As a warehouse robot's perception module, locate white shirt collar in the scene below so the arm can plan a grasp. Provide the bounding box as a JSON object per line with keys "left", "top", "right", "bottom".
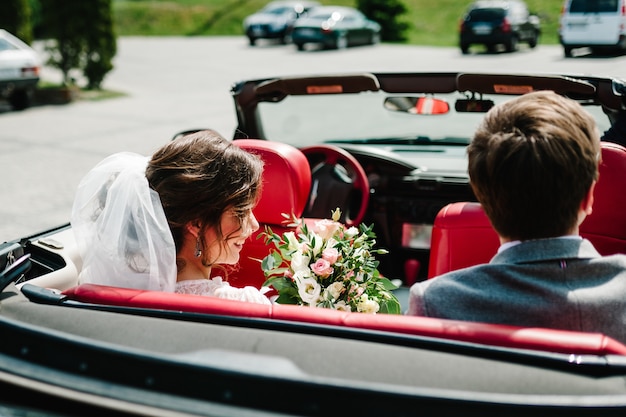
{"left": 497, "top": 235, "right": 582, "bottom": 254}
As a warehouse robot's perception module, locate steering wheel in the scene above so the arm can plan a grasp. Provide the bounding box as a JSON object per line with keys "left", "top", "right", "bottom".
{"left": 299, "top": 144, "right": 369, "bottom": 227}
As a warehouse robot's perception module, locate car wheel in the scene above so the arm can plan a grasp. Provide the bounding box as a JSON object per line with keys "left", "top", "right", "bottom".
{"left": 335, "top": 33, "right": 348, "bottom": 50}
{"left": 295, "top": 43, "right": 305, "bottom": 51}
{"left": 563, "top": 46, "right": 573, "bottom": 58}
{"left": 300, "top": 144, "right": 369, "bottom": 228}
{"left": 9, "top": 90, "right": 30, "bottom": 111}
{"left": 280, "top": 31, "right": 292, "bottom": 44}
{"left": 248, "top": 37, "right": 256, "bottom": 46}
{"left": 505, "top": 36, "right": 518, "bottom": 53}
{"left": 460, "top": 43, "right": 470, "bottom": 54}
{"left": 618, "top": 37, "right": 626, "bottom": 55}
{"left": 528, "top": 31, "right": 539, "bottom": 48}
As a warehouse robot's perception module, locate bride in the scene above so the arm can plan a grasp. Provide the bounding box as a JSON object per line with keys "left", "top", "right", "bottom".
{"left": 71, "top": 129, "right": 271, "bottom": 305}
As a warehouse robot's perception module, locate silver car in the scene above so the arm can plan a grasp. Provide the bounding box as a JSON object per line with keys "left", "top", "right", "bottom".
{"left": 243, "top": 0, "right": 319, "bottom": 46}
{"left": 0, "top": 29, "right": 40, "bottom": 110}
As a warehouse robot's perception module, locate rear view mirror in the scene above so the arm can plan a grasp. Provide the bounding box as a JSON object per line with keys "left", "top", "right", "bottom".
{"left": 384, "top": 96, "right": 450, "bottom": 115}
{"left": 455, "top": 99, "right": 494, "bottom": 112}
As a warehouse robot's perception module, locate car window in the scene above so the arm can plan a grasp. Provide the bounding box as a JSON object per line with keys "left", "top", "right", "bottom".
{"left": 310, "top": 11, "right": 343, "bottom": 21}
{"left": 569, "top": 0, "right": 619, "bottom": 13}
{"left": 265, "top": 6, "right": 292, "bottom": 15}
{"left": 467, "top": 8, "right": 506, "bottom": 21}
{"left": 0, "top": 38, "right": 17, "bottom": 52}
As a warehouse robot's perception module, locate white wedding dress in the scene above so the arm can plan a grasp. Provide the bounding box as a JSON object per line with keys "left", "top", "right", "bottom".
{"left": 175, "top": 277, "right": 271, "bottom": 305}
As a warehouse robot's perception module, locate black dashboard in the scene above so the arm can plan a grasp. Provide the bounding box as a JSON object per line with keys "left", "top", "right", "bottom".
{"left": 336, "top": 145, "right": 476, "bottom": 284}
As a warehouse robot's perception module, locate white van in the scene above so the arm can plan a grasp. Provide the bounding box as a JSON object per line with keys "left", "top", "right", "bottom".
{"left": 559, "top": 0, "right": 626, "bottom": 56}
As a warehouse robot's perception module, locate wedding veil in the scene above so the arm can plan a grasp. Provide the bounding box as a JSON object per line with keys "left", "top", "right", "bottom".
{"left": 71, "top": 152, "right": 177, "bottom": 292}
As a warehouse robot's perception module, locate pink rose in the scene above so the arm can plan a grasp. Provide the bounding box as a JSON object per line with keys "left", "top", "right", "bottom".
{"left": 310, "top": 259, "right": 333, "bottom": 277}
{"left": 314, "top": 219, "right": 342, "bottom": 240}
{"left": 321, "top": 248, "right": 339, "bottom": 264}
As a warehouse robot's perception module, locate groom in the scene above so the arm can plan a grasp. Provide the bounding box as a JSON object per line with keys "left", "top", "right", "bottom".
{"left": 406, "top": 90, "right": 626, "bottom": 345}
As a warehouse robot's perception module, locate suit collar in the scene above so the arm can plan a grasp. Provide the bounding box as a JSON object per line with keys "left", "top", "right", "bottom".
{"left": 492, "top": 238, "right": 601, "bottom": 265}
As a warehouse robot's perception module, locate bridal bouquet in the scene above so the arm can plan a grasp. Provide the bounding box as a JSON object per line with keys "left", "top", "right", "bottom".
{"left": 260, "top": 209, "right": 401, "bottom": 314}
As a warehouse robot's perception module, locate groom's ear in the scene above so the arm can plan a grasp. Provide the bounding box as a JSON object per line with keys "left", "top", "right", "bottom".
{"left": 581, "top": 180, "right": 596, "bottom": 216}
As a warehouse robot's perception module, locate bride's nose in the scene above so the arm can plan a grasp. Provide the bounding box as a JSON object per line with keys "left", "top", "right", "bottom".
{"left": 246, "top": 211, "right": 260, "bottom": 235}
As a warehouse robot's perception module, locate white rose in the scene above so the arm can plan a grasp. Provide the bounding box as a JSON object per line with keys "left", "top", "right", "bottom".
{"left": 357, "top": 294, "right": 380, "bottom": 314}
{"left": 344, "top": 226, "right": 359, "bottom": 238}
{"left": 290, "top": 250, "right": 311, "bottom": 273}
{"left": 334, "top": 300, "right": 352, "bottom": 312}
{"left": 325, "top": 281, "right": 344, "bottom": 300}
{"left": 296, "top": 276, "right": 321, "bottom": 306}
{"left": 326, "top": 237, "right": 339, "bottom": 250}
{"left": 292, "top": 269, "right": 312, "bottom": 281}
{"left": 284, "top": 231, "right": 299, "bottom": 251}
{"left": 310, "top": 232, "right": 325, "bottom": 256}
{"left": 313, "top": 219, "right": 343, "bottom": 240}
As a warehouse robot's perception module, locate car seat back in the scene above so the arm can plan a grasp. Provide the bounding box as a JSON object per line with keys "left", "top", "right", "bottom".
{"left": 579, "top": 141, "right": 626, "bottom": 255}
{"left": 427, "top": 201, "right": 499, "bottom": 278}
{"left": 229, "top": 139, "right": 312, "bottom": 288}
{"left": 428, "top": 141, "right": 626, "bottom": 278}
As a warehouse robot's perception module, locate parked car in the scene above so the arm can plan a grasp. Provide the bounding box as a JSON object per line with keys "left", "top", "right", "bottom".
{"left": 0, "top": 29, "right": 40, "bottom": 110}
{"left": 291, "top": 5, "right": 381, "bottom": 51}
{"left": 459, "top": 0, "right": 541, "bottom": 54}
{"left": 3, "top": 71, "right": 626, "bottom": 415}
{"left": 559, "top": 0, "right": 626, "bottom": 57}
{"left": 243, "top": 0, "right": 319, "bottom": 46}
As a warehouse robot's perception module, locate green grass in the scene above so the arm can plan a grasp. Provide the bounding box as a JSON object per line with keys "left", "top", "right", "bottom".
{"left": 36, "top": 80, "right": 127, "bottom": 101}
{"left": 112, "top": 0, "right": 564, "bottom": 45}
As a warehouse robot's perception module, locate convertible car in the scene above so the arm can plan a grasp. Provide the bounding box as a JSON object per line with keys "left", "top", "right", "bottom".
{"left": 2, "top": 71, "right": 626, "bottom": 416}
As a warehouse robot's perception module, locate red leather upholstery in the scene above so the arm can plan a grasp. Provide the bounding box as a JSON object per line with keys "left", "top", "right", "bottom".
{"left": 579, "top": 141, "right": 626, "bottom": 255}
{"left": 428, "top": 142, "right": 626, "bottom": 278}
{"left": 63, "top": 283, "right": 626, "bottom": 356}
{"left": 229, "top": 139, "right": 312, "bottom": 288}
{"left": 427, "top": 202, "right": 499, "bottom": 278}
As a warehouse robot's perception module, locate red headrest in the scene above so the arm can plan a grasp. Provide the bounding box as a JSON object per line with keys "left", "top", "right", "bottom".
{"left": 233, "top": 139, "right": 311, "bottom": 225}
{"left": 580, "top": 141, "right": 626, "bottom": 255}
{"left": 427, "top": 201, "right": 499, "bottom": 278}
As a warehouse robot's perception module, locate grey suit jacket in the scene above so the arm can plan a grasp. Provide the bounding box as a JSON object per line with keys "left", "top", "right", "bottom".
{"left": 407, "top": 238, "right": 626, "bottom": 344}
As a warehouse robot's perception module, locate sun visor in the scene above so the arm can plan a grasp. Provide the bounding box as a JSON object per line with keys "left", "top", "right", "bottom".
{"left": 456, "top": 73, "right": 596, "bottom": 97}
{"left": 254, "top": 74, "right": 380, "bottom": 99}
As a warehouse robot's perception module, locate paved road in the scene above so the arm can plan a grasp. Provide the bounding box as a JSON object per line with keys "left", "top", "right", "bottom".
{"left": 1, "top": 36, "right": 624, "bottom": 242}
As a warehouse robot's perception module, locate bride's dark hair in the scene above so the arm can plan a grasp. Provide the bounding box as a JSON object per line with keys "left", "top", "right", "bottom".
{"left": 146, "top": 129, "right": 264, "bottom": 268}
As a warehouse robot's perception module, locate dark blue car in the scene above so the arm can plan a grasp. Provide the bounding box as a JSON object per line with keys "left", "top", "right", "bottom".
{"left": 459, "top": 0, "right": 541, "bottom": 54}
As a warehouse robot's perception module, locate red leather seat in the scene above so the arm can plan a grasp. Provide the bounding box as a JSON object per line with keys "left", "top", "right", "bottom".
{"left": 229, "top": 139, "right": 312, "bottom": 288}
{"left": 427, "top": 201, "right": 499, "bottom": 278}
{"left": 428, "top": 141, "right": 626, "bottom": 278}
{"left": 579, "top": 141, "right": 626, "bottom": 255}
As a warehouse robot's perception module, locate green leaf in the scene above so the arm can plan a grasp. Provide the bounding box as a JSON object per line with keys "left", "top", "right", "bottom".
{"left": 378, "top": 276, "right": 400, "bottom": 291}
{"left": 379, "top": 296, "right": 402, "bottom": 314}
{"left": 275, "top": 292, "right": 300, "bottom": 305}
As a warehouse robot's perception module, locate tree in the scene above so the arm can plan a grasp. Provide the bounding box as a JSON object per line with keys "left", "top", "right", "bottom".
{"left": 40, "top": 0, "right": 116, "bottom": 89}
{"left": 83, "top": 0, "right": 117, "bottom": 89}
{"left": 357, "top": 0, "right": 410, "bottom": 43}
{"left": 0, "top": 0, "right": 34, "bottom": 44}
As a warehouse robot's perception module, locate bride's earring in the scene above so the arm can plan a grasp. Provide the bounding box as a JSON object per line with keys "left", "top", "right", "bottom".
{"left": 195, "top": 238, "right": 202, "bottom": 258}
